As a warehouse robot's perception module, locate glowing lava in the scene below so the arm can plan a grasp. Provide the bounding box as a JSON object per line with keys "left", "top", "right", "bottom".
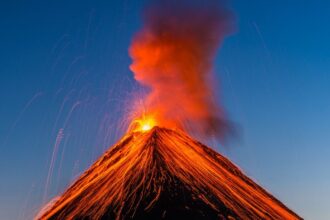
{"left": 130, "top": 115, "right": 156, "bottom": 132}
{"left": 37, "top": 127, "right": 302, "bottom": 220}
{"left": 141, "top": 124, "right": 152, "bottom": 131}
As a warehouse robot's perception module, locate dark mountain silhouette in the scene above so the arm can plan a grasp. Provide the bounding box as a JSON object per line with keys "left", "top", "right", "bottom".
{"left": 38, "top": 127, "right": 301, "bottom": 220}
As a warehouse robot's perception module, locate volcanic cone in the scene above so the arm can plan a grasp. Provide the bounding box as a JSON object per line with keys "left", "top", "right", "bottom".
{"left": 38, "top": 127, "right": 301, "bottom": 220}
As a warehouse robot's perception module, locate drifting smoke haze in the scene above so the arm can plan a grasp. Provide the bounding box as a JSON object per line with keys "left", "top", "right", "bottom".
{"left": 129, "top": 1, "right": 233, "bottom": 139}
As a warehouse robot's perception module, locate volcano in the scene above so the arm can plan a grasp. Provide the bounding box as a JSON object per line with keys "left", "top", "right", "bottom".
{"left": 38, "top": 127, "right": 301, "bottom": 220}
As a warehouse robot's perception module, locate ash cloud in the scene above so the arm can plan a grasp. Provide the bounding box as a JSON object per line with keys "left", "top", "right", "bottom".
{"left": 129, "top": 1, "right": 234, "bottom": 139}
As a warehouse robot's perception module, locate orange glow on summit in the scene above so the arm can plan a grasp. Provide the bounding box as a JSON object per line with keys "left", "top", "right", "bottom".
{"left": 141, "top": 123, "right": 152, "bottom": 131}
{"left": 133, "top": 115, "right": 156, "bottom": 132}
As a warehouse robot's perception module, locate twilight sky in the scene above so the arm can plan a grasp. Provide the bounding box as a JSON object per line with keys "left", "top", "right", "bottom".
{"left": 0, "top": 1, "right": 329, "bottom": 219}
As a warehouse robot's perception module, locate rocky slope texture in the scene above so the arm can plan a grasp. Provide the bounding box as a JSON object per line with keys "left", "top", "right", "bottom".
{"left": 38, "top": 127, "right": 301, "bottom": 220}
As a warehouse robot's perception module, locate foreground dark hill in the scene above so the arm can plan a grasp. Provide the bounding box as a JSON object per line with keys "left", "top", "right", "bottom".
{"left": 38, "top": 127, "right": 301, "bottom": 220}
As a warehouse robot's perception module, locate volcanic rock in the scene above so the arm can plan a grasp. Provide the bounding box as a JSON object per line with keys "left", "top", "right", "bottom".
{"left": 38, "top": 127, "right": 301, "bottom": 220}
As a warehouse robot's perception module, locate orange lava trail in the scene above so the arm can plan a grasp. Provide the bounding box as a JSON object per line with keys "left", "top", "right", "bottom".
{"left": 38, "top": 127, "right": 301, "bottom": 220}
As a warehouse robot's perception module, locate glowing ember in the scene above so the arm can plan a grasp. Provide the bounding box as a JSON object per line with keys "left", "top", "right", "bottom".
{"left": 130, "top": 115, "right": 156, "bottom": 132}
{"left": 141, "top": 124, "right": 152, "bottom": 131}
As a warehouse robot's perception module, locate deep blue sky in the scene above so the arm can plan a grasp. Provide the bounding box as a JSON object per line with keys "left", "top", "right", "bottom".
{"left": 1, "top": 1, "right": 329, "bottom": 219}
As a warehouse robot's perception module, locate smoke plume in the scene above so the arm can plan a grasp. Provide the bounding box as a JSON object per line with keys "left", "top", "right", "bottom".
{"left": 129, "top": 1, "right": 233, "bottom": 139}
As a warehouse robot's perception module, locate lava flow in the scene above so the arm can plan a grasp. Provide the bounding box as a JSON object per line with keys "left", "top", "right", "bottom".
{"left": 38, "top": 126, "right": 301, "bottom": 220}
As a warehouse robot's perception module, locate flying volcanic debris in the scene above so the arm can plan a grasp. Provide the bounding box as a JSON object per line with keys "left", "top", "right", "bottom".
{"left": 129, "top": 1, "right": 233, "bottom": 139}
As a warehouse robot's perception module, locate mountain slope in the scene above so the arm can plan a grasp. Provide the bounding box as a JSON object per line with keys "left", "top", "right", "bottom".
{"left": 38, "top": 127, "right": 301, "bottom": 220}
